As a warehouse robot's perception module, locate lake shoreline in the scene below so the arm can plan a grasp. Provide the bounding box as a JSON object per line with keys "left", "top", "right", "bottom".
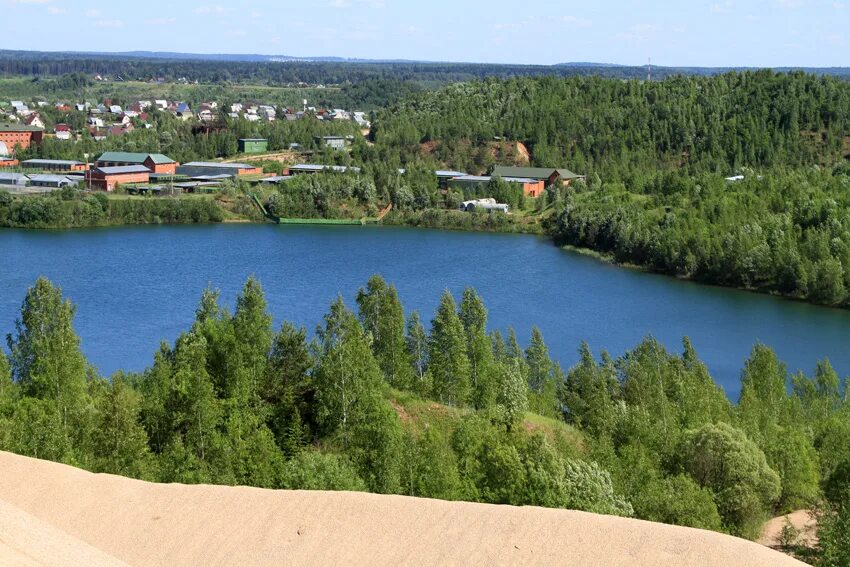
{"left": 2, "top": 209, "right": 843, "bottom": 312}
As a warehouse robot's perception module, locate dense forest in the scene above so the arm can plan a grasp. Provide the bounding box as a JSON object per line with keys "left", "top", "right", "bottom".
{"left": 363, "top": 71, "right": 850, "bottom": 306}
{"left": 0, "top": 50, "right": 787, "bottom": 85}
{"left": 0, "top": 277, "right": 848, "bottom": 564}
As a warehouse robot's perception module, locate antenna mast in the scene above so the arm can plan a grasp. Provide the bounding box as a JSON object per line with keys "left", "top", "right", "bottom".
{"left": 647, "top": 57, "right": 652, "bottom": 82}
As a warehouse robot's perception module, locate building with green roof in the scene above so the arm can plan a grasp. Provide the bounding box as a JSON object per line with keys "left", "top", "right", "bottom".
{"left": 490, "top": 166, "right": 585, "bottom": 187}
{"left": 95, "top": 151, "right": 177, "bottom": 174}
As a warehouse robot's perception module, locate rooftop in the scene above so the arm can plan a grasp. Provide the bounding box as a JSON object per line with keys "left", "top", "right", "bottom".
{"left": 290, "top": 164, "right": 361, "bottom": 173}
{"left": 491, "top": 166, "right": 583, "bottom": 180}
{"left": 181, "top": 162, "right": 257, "bottom": 170}
{"left": 21, "top": 159, "right": 84, "bottom": 166}
{"left": 96, "top": 152, "right": 175, "bottom": 165}
{"left": 0, "top": 123, "right": 43, "bottom": 133}
{"left": 94, "top": 165, "right": 152, "bottom": 175}
{"left": 27, "top": 174, "right": 75, "bottom": 183}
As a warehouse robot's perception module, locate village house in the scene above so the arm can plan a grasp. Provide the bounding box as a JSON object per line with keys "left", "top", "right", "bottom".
{"left": 85, "top": 165, "right": 151, "bottom": 191}
{"left": 53, "top": 124, "right": 72, "bottom": 140}
{"left": 490, "top": 166, "right": 586, "bottom": 188}
{"left": 24, "top": 114, "right": 44, "bottom": 129}
{"left": 95, "top": 151, "right": 177, "bottom": 174}
{"left": 317, "top": 135, "right": 346, "bottom": 150}
{"left": 175, "top": 102, "right": 192, "bottom": 120}
{"left": 107, "top": 124, "right": 134, "bottom": 137}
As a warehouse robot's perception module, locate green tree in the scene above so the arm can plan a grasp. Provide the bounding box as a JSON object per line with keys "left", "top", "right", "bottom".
{"left": 560, "top": 343, "right": 617, "bottom": 439}
{"left": 738, "top": 344, "right": 789, "bottom": 444}
{"left": 89, "top": 373, "right": 156, "bottom": 479}
{"left": 681, "top": 422, "right": 781, "bottom": 537}
{"left": 313, "top": 297, "right": 383, "bottom": 445}
{"left": 525, "top": 327, "right": 558, "bottom": 417}
{"left": 405, "top": 311, "right": 429, "bottom": 396}
{"left": 496, "top": 359, "right": 528, "bottom": 432}
{"left": 427, "top": 291, "right": 471, "bottom": 406}
{"left": 231, "top": 276, "right": 273, "bottom": 407}
{"left": 356, "top": 275, "right": 414, "bottom": 389}
{"left": 459, "top": 288, "right": 495, "bottom": 409}
{"left": 6, "top": 278, "right": 89, "bottom": 459}
{"left": 263, "top": 322, "right": 312, "bottom": 455}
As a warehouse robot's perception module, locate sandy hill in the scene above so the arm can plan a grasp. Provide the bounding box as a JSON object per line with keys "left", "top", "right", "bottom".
{"left": 0, "top": 451, "right": 803, "bottom": 567}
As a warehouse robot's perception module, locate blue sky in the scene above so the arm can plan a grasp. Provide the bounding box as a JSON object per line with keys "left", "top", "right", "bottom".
{"left": 2, "top": 0, "right": 848, "bottom": 67}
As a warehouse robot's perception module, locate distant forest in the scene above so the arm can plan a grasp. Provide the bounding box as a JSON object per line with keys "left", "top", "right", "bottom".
{"left": 2, "top": 50, "right": 849, "bottom": 86}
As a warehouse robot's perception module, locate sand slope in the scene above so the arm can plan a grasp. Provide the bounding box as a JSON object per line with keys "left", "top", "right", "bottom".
{"left": 0, "top": 451, "right": 804, "bottom": 567}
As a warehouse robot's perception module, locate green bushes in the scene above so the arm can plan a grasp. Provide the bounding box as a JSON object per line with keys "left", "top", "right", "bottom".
{"left": 0, "top": 192, "right": 224, "bottom": 228}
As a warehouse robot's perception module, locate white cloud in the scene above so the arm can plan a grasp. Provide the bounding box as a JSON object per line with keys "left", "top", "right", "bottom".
{"left": 8, "top": 0, "right": 51, "bottom": 4}
{"left": 86, "top": 8, "right": 100, "bottom": 16}
{"left": 47, "top": 5, "right": 66, "bottom": 14}
{"left": 777, "top": 0, "right": 804, "bottom": 6}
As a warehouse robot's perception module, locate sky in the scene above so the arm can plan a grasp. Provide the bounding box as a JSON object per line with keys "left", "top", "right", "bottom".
{"left": 1, "top": 0, "right": 848, "bottom": 67}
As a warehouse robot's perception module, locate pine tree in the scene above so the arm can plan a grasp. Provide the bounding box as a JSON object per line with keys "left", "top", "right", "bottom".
{"left": 231, "top": 277, "right": 273, "bottom": 407}
{"left": 428, "top": 291, "right": 471, "bottom": 406}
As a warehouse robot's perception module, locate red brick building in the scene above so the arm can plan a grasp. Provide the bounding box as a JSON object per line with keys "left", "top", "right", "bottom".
{"left": 0, "top": 124, "right": 44, "bottom": 152}
{"left": 85, "top": 165, "right": 151, "bottom": 191}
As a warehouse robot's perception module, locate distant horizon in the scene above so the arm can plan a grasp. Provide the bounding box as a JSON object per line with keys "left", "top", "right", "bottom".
{"left": 1, "top": 0, "right": 847, "bottom": 68}
{"left": 3, "top": 48, "right": 850, "bottom": 71}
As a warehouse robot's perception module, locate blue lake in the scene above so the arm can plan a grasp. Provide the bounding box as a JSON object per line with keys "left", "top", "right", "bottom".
{"left": 3, "top": 223, "right": 850, "bottom": 399}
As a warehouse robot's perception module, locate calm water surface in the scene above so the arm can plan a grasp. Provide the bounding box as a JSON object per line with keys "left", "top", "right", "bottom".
{"left": 3, "top": 224, "right": 850, "bottom": 398}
